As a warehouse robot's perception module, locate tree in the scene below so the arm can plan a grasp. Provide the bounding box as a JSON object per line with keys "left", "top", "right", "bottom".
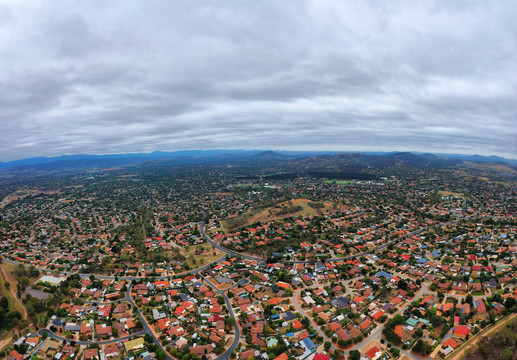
{"left": 301, "top": 317, "right": 310, "bottom": 327}
{"left": 0, "top": 297, "right": 7, "bottom": 309}
{"left": 413, "top": 339, "right": 431, "bottom": 355}
{"left": 156, "top": 349, "right": 167, "bottom": 360}
{"left": 391, "top": 314, "right": 405, "bottom": 325}
{"left": 397, "top": 280, "right": 408, "bottom": 290}
{"left": 324, "top": 341, "right": 331, "bottom": 351}
{"left": 144, "top": 333, "right": 154, "bottom": 344}
{"left": 349, "top": 350, "right": 360, "bottom": 360}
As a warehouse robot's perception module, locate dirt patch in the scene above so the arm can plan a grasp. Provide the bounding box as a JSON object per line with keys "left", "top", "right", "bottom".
{"left": 438, "top": 191, "right": 464, "bottom": 197}
{"left": 1, "top": 189, "right": 62, "bottom": 208}
{"left": 222, "top": 198, "right": 337, "bottom": 231}
{"left": 447, "top": 314, "right": 517, "bottom": 360}
{"left": 0, "top": 336, "right": 12, "bottom": 351}
{"left": 214, "top": 192, "right": 233, "bottom": 196}
{"left": 0, "top": 264, "right": 27, "bottom": 319}
{"left": 464, "top": 162, "right": 517, "bottom": 175}
{"left": 361, "top": 339, "right": 383, "bottom": 354}
{"left": 214, "top": 281, "right": 233, "bottom": 291}
{"left": 178, "top": 243, "right": 224, "bottom": 269}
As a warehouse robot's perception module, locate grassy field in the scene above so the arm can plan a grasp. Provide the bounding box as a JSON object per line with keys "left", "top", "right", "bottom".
{"left": 0, "top": 332, "right": 13, "bottom": 352}
{"left": 0, "top": 263, "right": 27, "bottom": 319}
{"left": 1, "top": 189, "right": 62, "bottom": 209}
{"left": 494, "top": 181, "right": 514, "bottom": 186}
{"left": 221, "top": 198, "right": 339, "bottom": 231}
{"left": 322, "top": 179, "right": 355, "bottom": 185}
{"left": 0, "top": 265, "right": 16, "bottom": 349}
{"left": 464, "top": 161, "right": 517, "bottom": 175}
{"left": 438, "top": 190, "right": 464, "bottom": 197}
{"left": 447, "top": 313, "right": 517, "bottom": 360}
{"left": 0, "top": 261, "right": 40, "bottom": 319}
{"left": 179, "top": 244, "right": 224, "bottom": 269}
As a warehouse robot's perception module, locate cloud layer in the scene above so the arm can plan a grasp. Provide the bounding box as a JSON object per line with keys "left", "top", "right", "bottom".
{"left": 1, "top": 1, "right": 516, "bottom": 160}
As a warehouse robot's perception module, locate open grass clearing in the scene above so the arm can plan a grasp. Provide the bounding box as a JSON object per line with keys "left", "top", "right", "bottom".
{"left": 1, "top": 189, "right": 63, "bottom": 209}
{"left": 178, "top": 243, "right": 224, "bottom": 268}
{"left": 0, "top": 333, "right": 13, "bottom": 351}
{"left": 464, "top": 161, "right": 517, "bottom": 175}
{"left": 221, "top": 198, "right": 339, "bottom": 231}
{"left": 494, "top": 181, "right": 514, "bottom": 186}
{"left": 322, "top": 179, "right": 356, "bottom": 185}
{"left": 438, "top": 190, "right": 464, "bottom": 197}
{"left": 446, "top": 313, "right": 517, "bottom": 360}
{"left": 0, "top": 263, "right": 27, "bottom": 319}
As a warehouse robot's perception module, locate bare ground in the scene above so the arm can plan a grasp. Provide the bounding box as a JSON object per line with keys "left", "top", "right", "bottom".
{"left": 0, "top": 264, "right": 28, "bottom": 319}
{"left": 447, "top": 313, "right": 517, "bottom": 360}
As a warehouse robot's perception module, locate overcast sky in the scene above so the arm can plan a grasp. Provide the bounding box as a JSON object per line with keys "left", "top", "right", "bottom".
{"left": 0, "top": 1, "right": 516, "bottom": 161}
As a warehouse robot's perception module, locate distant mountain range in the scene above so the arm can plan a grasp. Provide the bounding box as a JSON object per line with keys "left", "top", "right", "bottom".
{"left": 252, "top": 150, "right": 294, "bottom": 160}
{"left": 0, "top": 150, "right": 515, "bottom": 174}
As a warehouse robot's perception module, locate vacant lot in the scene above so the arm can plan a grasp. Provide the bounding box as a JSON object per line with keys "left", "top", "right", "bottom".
{"left": 179, "top": 244, "right": 224, "bottom": 269}
{"left": 0, "top": 263, "right": 27, "bottom": 319}
{"left": 322, "top": 179, "right": 355, "bottom": 185}
{"left": 447, "top": 314, "right": 517, "bottom": 360}
{"left": 221, "top": 198, "right": 337, "bottom": 231}
{"left": 438, "top": 190, "right": 464, "bottom": 197}
{"left": 0, "top": 189, "right": 62, "bottom": 209}
{"left": 464, "top": 161, "right": 517, "bottom": 175}
{"left": 0, "top": 333, "right": 13, "bottom": 352}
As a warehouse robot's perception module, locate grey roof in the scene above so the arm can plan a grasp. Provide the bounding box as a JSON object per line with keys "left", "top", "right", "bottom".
{"left": 64, "top": 324, "right": 80, "bottom": 332}
{"left": 282, "top": 311, "right": 296, "bottom": 321}
{"left": 216, "top": 276, "right": 231, "bottom": 284}
{"left": 331, "top": 296, "right": 351, "bottom": 308}
{"left": 152, "top": 308, "right": 166, "bottom": 320}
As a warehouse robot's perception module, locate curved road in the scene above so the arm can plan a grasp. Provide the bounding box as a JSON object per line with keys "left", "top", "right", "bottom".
{"left": 200, "top": 195, "right": 483, "bottom": 265}
{"left": 2, "top": 197, "right": 484, "bottom": 360}
{"left": 1, "top": 197, "right": 483, "bottom": 282}
{"left": 38, "top": 280, "right": 173, "bottom": 360}
{"left": 195, "top": 270, "right": 240, "bottom": 360}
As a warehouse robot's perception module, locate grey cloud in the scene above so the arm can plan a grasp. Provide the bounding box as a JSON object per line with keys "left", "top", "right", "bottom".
{"left": 0, "top": 0, "right": 516, "bottom": 160}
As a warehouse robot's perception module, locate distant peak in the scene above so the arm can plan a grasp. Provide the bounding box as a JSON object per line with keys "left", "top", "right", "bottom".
{"left": 253, "top": 150, "right": 289, "bottom": 159}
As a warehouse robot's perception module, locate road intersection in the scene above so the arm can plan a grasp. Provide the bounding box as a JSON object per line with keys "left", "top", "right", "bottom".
{"left": 2, "top": 197, "right": 485, "bottom": 360}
